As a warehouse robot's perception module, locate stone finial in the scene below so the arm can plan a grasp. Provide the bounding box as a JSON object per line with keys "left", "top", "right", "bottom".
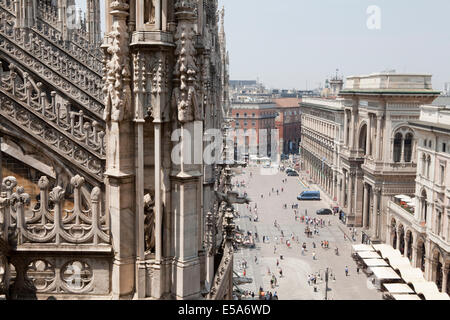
{"left": 70, "top": 175, "right": 85, "bottom": 188}
{"left": 90, "top": 187, "right": 101, "bottom": 202}
{"left": 49, "top": 186, "right": 65, "bottom": 203}
{"left": 2, "top": 176, "right": 17, "bottom": 192}
{"left": 11, "top": 186, "right": 30, "bottom": 205}
{"left": 38, "top": 176, "right": 50, "bottom": 190}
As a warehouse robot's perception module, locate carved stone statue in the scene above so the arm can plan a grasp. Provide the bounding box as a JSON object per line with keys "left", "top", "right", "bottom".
{"left": 144, "top": 0, "right": 156, "bottom": 24}
{"left": 144, "top": 193, "right": 155, "bottom": 253}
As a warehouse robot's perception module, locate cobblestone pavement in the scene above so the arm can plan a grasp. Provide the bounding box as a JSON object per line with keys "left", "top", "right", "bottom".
{"left": 233, "top": 166, "right": 382, "bottom": 300}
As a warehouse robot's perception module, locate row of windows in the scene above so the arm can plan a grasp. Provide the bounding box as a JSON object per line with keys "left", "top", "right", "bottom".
{"left": 423, "top": 139, "right": 450, "bottom": 154}
{"left": 236, "top": 122, "right": 257, "bottom": 127}
{"left": 235, "top": 112, "right": 278, "bottom": 118}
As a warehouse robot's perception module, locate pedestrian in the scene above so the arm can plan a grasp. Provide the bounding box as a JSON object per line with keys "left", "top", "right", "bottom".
{"left": 312, "top": 251, "right": 316, "bottom": 260}
{"left": 243, "top": 269, "right": 246, "bottom": 277}
{"left": 274, "top": 246, "right": 277, "bottom": 254}
{"left": 345, "top": 266, "right": 349, "bottom": 277}
{"left": 279, "top": 269, "right": 283, "bottom": 278}
{"left": 255, "top": 256, "right": 258, "bottom": 264}
{"left": 357, "top": 267, "right": 360, "bottom": 274}
{"left": 276, "top": 259, "right": 279, "bottom": 267}
{"left": 307, "top": 275, "right": 311, "bottom": 286}
{"left": 251, "top": 292, "right": 255, "bottom": 299}
{"left": 301, "top": 247, "right": 305, "bottom": 256}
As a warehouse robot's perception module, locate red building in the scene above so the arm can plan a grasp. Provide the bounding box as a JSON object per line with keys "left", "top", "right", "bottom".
{"left": 229, "top": 101, "right": 278, "bottom": 159}
{"left": 273, "top": 98, "right": 302, "bottom": 155}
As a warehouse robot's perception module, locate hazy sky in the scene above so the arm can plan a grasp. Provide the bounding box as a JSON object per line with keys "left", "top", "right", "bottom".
{"left": 74, "top": 0, "right": 450, "bottom": 91}
{"left": 218, "top": 0, "right": 450, "bottom": 91}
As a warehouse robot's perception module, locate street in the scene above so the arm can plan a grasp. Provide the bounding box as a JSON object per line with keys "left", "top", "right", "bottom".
{"left": 233, "top": 165, "right": 383, "bottom": 300}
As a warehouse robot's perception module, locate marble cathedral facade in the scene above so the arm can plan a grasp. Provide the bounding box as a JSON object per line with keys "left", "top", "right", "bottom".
{"left": 0, "top": 0, "right": 235, "bottom": 300}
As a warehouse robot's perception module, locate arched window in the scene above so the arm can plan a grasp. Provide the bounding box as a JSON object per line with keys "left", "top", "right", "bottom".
{"left": 427, "top": 156, "right": 431, "bottom": 179}
{"left": 393, "top": 133, "right": 403, "bottom": 163}
{"left": 404, "top": 133, "right": 413, "bottom": 162}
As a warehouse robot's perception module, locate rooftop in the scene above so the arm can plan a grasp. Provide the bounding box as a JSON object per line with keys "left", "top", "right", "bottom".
{"left": 341, "top": 72, "right": 439, "bottom": 95}
{"left": 273, "top": 98, "right": 301, "bottom": 108}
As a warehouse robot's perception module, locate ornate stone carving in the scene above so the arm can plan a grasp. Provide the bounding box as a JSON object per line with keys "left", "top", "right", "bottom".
{"left": 173, "top": 1, "right": 201, "bottom": 123}
{"left": 103, "top": 1, "right": 131, "bottom": 123}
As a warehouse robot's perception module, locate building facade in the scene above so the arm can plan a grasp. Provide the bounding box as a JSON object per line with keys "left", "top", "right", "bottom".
{"left": 273, "top": 98, "right": 301, "bottom": 155}
{"left": 386, "top": 104, "right": 450, "bottom": 294}
{"left": 0, "top": 0, "right": 236, "bottom": 300}
{"left": 300, "top": 97, "right": 344, "bottom": 202}
{"left": 229, "top": 101, "right": 277, "bottom": 159}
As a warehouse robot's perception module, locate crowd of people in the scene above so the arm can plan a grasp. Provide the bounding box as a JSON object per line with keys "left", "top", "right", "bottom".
{"left": 233, "top": 164, "right": 363, "bottom": 300}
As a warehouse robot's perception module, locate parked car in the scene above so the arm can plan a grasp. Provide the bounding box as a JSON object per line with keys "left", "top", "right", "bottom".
{"left": 297, "top": 191, "right": 321, "bottom": 201}
{"left": 316, "top": 208, "right": 333, "bottom": 215}
{"left": 285, "top": 168, "right": 295, "bottom": 174}
{"left": 287, "top": 171, "right": 299, "bottom": 176}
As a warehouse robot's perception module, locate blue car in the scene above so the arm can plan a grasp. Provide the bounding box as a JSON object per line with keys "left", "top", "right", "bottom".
{"left": 297, "top": 191, "right": 320, "bottom": 201}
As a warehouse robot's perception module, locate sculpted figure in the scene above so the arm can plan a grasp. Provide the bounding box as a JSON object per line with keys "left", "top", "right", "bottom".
{"left": 144, "top": 0, "right": 156, "bottom": 24}
{"left": 144, "top": 193, "right": 155, "bottom": 253}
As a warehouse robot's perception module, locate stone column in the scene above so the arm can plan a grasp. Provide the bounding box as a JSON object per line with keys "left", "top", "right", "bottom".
{"left": 442, "top": 267, "right": 449, "bottom": 293}
{"left": 375, "top": 115, "right": 382, "bottom": 161}
{"left": 363, "top": 183, "right": 369, "bottom": 229}
{"left": 349, "top": 110, "right": 356, "bottom": 150}
{"left": 171, "top": 2, "right": 202, "bottom": 299}
{"left": 132, "top": 52, "right": 146, "bottom": 299}
{"left": 366, "top": 115, "right": 372, "bottom": 157}
{"left": 404, "top": 234, "right": 409, "bottom": 258}
{"left": 344, "top": 110, "right": 349, "bottom": 146}
{"left": 374, "top": 188, "right": 381, "bottom": 239}
{"left": 400, "top": 137, "right": 405, "bottom": 163}
{"left": 103, "top": 1, "right": 136, "bottom": 299}
{"left": 155, "top": 0, "right": 162, "bottom": 30}
{"left": 348, "top": 172, "right": 354, "bottom": 216}
{"left": 411, "top": 244, "right": 418, "bottom": 268}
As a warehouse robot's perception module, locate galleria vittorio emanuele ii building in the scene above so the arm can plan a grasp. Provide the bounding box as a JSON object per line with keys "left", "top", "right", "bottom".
{"left": 0, "top": 0, "right": 238, "bottom": 300}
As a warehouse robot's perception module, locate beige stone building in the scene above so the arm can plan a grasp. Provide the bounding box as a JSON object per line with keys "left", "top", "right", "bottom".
{"left": 300, "top": 97, "right": 345, "bottom": 203}
{"left": 386, "top": 103, "right": 450, "bottom": 294}
{"left": 338, "top": 73, "right": 439, "bottom": 241}
{"left": 0, "top": 0, "right": 236, "bottom": 300}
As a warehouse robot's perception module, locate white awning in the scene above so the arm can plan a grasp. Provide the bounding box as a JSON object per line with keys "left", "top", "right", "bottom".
{"left": 363, "top": 259, "right": 389, "bottom": 267}
{"left": 391, "top": 294, "right": 422, "bottom": 301}
{"left": 421, "top": 292, "right": 450, "bottom": 300}
{"left": 386, "top": 256, "right": 412, "bottom": 270}
{"left": 370, "top": 267, "right": 402, "bottom": 280}
{"left": 373, "top": 244, "right": 402, "bottom": 259}
{"left": 357, "top": 251, "right": 381, "bottom": 259}
{"left": 400, "top": 268, "right": 426, "bottom": 284}
{"left": 383, "top": 283, "right": 415, "bottom": 294}
{"left": 352, "top": 244, "right": 375, "bottom": 252}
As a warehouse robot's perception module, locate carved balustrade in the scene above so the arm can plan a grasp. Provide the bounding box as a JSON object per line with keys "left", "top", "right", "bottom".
{"left": 0, "top": 63, "right": 106, "bottom": 158}
{"left": 0, "top": 7, "right": 104, "bottom": 113}
{"left": 1, "top": 175, "right": 110, "bottom": 246}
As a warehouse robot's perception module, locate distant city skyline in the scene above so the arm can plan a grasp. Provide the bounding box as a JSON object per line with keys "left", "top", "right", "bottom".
{"left": 219, "top": 0, "right": 450, "bottom": 92}
{"left": 76, "top": 0, "right": 450, "bottom": 92}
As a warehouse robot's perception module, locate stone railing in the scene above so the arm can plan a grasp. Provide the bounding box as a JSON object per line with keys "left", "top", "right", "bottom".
{"left": 0, "top": 0, "right": 103, "bottom": 66}
{"left": 33, "top": 19, "right": 104, "bottom": 74}
{"left": 208, "top": 241, "right": 233, "bottom": 300}
{"left": 0, "top": 7, "right": 104, "bottom": 97}
{"left": 1, "top": 175, "right": 110, "bottom": 246}
{"left": 0, "top": 26, "right": 104, "bottom": 117}
{"left": 0, "top": 65, "right": 105, "bottom": 181}
{"left": 0, "top": 64, "right": 106, "bottom": 157}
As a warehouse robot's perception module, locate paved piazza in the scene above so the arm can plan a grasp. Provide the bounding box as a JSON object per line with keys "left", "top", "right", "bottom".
{"left": 233, "top": 166, "right": 383, "bottom": 300}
